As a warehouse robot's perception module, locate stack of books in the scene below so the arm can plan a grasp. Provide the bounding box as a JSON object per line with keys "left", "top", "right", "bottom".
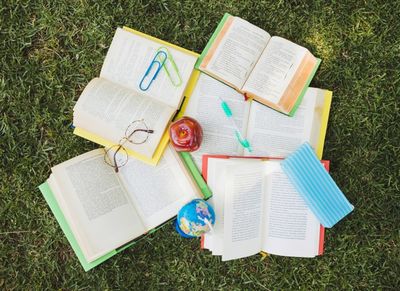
{"left": 39, "top": 13, "right": 353, "bottom": 271}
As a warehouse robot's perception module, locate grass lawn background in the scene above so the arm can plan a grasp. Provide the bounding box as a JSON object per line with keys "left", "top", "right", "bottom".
{"left": 1, "top": 0, "right": 399, "bottom": 289}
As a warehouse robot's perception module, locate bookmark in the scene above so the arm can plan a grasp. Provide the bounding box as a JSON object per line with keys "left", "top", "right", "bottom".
{"left": 139, "top": 50, "right": 168, "bottom": 91}
{"left": 156, "top": 47, "right": 182, "bottom": 87}
{"left": 281, "top": 142, "right": 354, "bottom": 228}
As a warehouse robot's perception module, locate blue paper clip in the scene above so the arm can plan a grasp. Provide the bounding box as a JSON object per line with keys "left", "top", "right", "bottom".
{"left": 139, "top": 50, "right": 168, "bottom": 91}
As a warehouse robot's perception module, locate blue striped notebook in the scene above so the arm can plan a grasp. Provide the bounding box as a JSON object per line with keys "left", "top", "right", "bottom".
{"left": 281, "top": 143, "right": 354, "bottom": 228}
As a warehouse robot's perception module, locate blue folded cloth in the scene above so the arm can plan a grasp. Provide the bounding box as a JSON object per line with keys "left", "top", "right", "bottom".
{"left": 281, "top": 142, "right": 354, "bottom": 228}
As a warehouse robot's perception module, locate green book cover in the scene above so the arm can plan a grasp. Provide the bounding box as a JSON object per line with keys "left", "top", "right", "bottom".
{"left": 288, "top": 58, "right": 322, "bottom": 116}
{"left": 38, "top": 151, "right": 211, "bottom": 271}
{"left": 195, "top": 13, "right": 321, "bottom": 117}
{"left": 252, "top": 58, "right": 322, "bottom": 117}
{"left": 195, "top": 13, "right": 231, "bottom": 69}
{"left": 39, "top": 182, "right": 117, "bottom": 271}
{"left": 179, "top": 152, "right": 212, "bottom": 199}
{"left": 39, "top": 179, "right": 198, "bottom": 271}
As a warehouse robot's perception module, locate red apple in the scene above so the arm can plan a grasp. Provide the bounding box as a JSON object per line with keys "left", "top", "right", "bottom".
{"left": 169, "top": 116, "right": 203, "bottom": 152}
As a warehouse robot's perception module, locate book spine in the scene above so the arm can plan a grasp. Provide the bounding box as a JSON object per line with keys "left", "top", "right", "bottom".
{"left": 315, "top": 90, "right": 333, "bottom": 159}
{"left": 179, "top": 152, "right": 212, "bottom": 199}
{"left": 318, "top": 225, "right": 325, "bottom": 255}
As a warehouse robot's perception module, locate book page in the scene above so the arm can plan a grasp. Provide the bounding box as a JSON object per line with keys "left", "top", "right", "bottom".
{"left": 74, "top": 78, "right": 174, "bottom": 158}
{"left": 245, "top": 88, "right": 318, "bottom": 157}
{"left": 261, "top": 162, "right": 320, "bottom": 257}
{"left": 184, "top": 73, "right": 251, "bottom": 169}
{"left": 100, "top": 28, "right": 197, "bottom": 108}
{"left": 116, "top": 145, "right": 199, "bottom": 230}
{"left": 203, "top": 158, "right": 263, "bottom": 255}
{"left": 203, "top": 16, "right": 271, "bottom": 89}
{"left": 222, "top": 162, "right": 266, "bottom": 261}
{"left": 202, "top": 158, "right": 229, "bottom": 255}
{"left": 242, "top": 37, "right": 307, "bottom": 104}
{"left": 50, "top": 149, "right": 146, "bottom": 262}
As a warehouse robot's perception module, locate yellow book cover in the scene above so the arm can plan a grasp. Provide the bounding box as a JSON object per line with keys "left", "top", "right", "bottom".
{"left": 315, "top": 90, "right": 333, "bottom": 159}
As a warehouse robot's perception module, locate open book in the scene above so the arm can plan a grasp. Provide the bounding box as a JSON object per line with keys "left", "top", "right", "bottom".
{"left": 202, "top": 155, "right": 325, "bottom": 260}
{"left": 40, "top": 145, "right": 203, "bottom": 269}
{"left": 184, "top": 73, "right": 332, "bottom": 170}
{"left": 73, "top": 27, "right": 198, "bottom": 165}
{"left": 196, "top": 13, "right": 321, "bottom": 115}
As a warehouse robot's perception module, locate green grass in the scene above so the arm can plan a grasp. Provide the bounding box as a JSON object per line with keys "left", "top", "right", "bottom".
{"left": 1, "top": 0, "right": 399, "bottom": 289}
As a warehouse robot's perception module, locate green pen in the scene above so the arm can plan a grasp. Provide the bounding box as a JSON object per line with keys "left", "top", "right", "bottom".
{"left": 218, "top": 96, "right": 253, "bottom": 152}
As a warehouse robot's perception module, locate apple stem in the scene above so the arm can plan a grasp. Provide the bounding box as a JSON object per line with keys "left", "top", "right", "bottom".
{"left": 179, "top": 130, "right": 187, "bottom": 138}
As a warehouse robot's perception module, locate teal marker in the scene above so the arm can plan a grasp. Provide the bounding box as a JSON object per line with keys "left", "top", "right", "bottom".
{"left": 218, "top": 97, "right": 253, "bottom": 153}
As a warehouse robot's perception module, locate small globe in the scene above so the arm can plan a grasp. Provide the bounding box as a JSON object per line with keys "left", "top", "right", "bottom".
{"left": 175, "top": 199, "right": 216, "bottom": 238}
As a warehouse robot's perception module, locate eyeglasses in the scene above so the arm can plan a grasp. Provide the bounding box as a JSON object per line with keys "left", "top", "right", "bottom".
{"left": 104, "top": 119, "right": 154, "bottom": 173}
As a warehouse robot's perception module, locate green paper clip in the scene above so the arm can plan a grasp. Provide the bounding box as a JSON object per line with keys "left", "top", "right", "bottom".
{"left": 156, "top": 47, "right": 183, "bottom": 87}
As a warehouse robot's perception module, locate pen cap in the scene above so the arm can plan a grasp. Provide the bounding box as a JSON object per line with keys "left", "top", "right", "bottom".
{"left": 220, "top": 101, "right": 233, "bottom": 117}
